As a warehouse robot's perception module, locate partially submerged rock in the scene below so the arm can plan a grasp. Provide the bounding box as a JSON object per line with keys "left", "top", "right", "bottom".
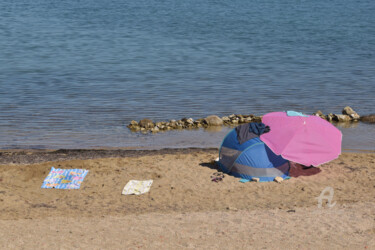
{"left": 333, "top": 114, "right": 351, "bottom": 122}
{"left": 139, "top": 119, "right": 154, "bottom": 129}
{"left": 342, "top": 106, "right": 360, "bottom": 120}
{"left": 326, "top": 113, "right": 334, "bottom": 122}
{"left": 204, "top": 115, "right": 223, "bottom": 126}
{"left": 150, "top": 126, "right": 160, "bottom": 133}
{"left": 342, "top": 106, "right": 356, "bottom": 116}
{"left": 313, "top": 110, "right": 325, "bottom": 119}
{"left": 127, "top": 120, "right": 141, "bottom": 131}
{"left": 313, "top": 110, "right": 324, "bottom": 116}
{"left": 360, "top": 114, "right": 375, "bottom": 123}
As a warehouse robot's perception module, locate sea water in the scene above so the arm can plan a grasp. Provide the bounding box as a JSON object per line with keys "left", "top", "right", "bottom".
{"left": 0, "top": 0, "right": 374, "bottom": 150}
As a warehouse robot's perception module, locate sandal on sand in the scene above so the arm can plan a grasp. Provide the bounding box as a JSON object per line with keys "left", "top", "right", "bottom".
{"left": 211, "top": 172, "right": 224, "bottom": 182}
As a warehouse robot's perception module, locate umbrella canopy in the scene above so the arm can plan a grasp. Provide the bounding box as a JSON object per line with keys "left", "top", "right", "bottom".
{"left": 260, "top": 111, "right": 342, "bottom": 166}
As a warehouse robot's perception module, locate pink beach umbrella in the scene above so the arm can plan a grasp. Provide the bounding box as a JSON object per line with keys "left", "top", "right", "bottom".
{"left": 260, "top": 111, "right": 342, "bottom": 166}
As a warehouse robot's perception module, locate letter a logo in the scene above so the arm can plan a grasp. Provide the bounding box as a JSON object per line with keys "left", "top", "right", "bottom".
{"left": 316, "top": 187, "right": 336, "bottom": 208}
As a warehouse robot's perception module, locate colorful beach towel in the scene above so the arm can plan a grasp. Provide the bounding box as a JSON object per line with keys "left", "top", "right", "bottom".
{"left": 41, "top": 167, "right": 89, "bottom": 189}
{"left": 122, "top": 180, "right": 153, "bottom": 195}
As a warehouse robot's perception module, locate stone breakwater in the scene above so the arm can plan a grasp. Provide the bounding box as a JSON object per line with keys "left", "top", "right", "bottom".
{"left": 127, "top": 106, "right": 375, "bottom": 133}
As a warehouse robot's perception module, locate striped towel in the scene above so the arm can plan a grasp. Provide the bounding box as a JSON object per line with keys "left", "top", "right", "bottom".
{"left": 41, "top": 167, "right": 89, "bottom": 189}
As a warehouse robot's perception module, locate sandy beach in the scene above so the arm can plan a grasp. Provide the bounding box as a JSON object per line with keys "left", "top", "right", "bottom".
{"left": 0, "top": 149, "right": 374, "bottom": 249}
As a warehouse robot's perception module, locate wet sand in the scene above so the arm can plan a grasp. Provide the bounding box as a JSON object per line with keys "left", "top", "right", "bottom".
{"left": 0, "top": 149, "right": 374, "bottom": 249}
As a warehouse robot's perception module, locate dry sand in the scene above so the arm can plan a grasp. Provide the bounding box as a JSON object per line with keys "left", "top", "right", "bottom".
{"left": 0, "top": 149, "right": 374, "bottom": 249}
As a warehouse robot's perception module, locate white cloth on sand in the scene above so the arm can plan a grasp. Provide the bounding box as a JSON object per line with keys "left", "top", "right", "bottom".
{"left": 122, "top": 180, "right": 153, "bottom": 195}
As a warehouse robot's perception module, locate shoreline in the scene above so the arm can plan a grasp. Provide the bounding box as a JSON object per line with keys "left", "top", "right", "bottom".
{"left": 1, "top": 120, "right": 374, "bottom": 151}
{"left": 1, "top": 147, "right": 375, "bottom": 165}
{"left": 0, "top": 147, "right": 218, "bottom": 165}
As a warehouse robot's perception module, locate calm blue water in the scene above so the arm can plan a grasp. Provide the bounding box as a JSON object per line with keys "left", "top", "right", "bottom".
{"left": 1, "top": 0, "right": 374, "bottom": 149}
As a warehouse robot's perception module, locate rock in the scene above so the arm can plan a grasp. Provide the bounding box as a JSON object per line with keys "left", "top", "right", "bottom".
{"left": 141, "top": 131, "right": 148, "bottom": 134}
{"left": 342, "top": 106, "right": 356, "bottom": 116}
{"left": 181, "top": 118, "right": 194, "bottom": 125}
{"left": 342, "top": 106, "right": 360, "bottom": 120}
{"left": 333, "top": 114, "right": 351, "bottom": 122}
{"left": 251, "top": 177, "right": 260, "bottom": 182}
{"left": 130, "top": 126, "right": 140, "bottom": 131}
{"left": 186, "top": 118, "right": 194, "bottom": 124}
{"left": 139, "top": 119, "right": 154, "bottom": 129}
{"left": 244, "top": 117, "right": 253, "bottom": 122}
{"left": 313, "top": 110, "right": 324, "bottom": 116}
{"left": 252, "top": 116, "right": 262, "bottom": 123}
{"left": 350, "top": 113, "right": 360, "bottom": 120}
{"left": 194, "top": 121, "right": 202, "bottom": 128}
{"left": 151, "top": 126, "right": 160, "bottom": 133}
{"left": 128, "top": 125, "right": 139, "bottom": 130}
{"left": 274, "top": 177, "right": 283, "bottom": 183}
{"left": 130, "top": 120, "right": 138, "bottom": 126}
{"left": 169, "top": 120, "right": 177, "bottom": 129}
{"left": 239, "top": 116, "right": 249, "bottom": 123}
{"left": 360, "top": 114, "right": 375, "bottom": 123}
{"left": 313, "top": 111, "right": 326, "bottom": 120}
{"left": 222, "top": 116, "right": 230, "bottom": 122}
{"left": 326, "top": 113, "right": 334, "bottom": 122}
{"left": 204, "top": 115, "right": 223, "bottom": 126}
{"left": 127, "top": 120, "right": 139, "bottom": 129}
